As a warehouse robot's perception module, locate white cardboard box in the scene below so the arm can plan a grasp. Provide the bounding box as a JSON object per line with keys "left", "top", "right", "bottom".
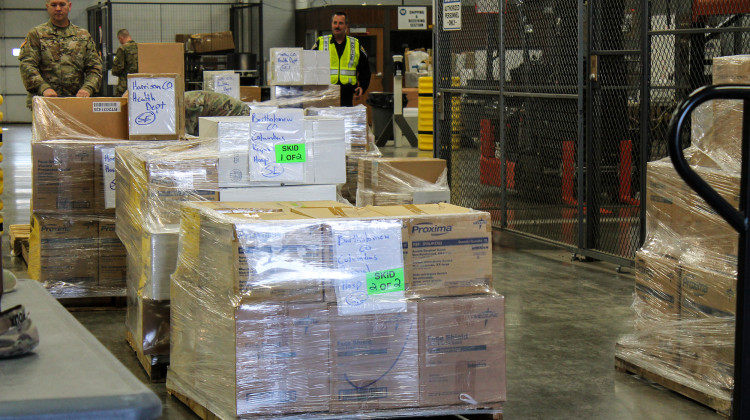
{"left": 217, "top": 184, "right": 338, "bottom": 202}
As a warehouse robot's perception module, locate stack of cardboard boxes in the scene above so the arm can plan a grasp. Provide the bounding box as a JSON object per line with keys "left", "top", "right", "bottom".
{"left": 167, "top": 201, "right": 506, "bottom": 418}
{"left": 616, "top": 55, "right": 748, "bottom": 399}
{"left": 28, "top": 97, "right": 134, "bottom": 298}
{"left": 116, "top": 106, "right": 348, "bottom": 358}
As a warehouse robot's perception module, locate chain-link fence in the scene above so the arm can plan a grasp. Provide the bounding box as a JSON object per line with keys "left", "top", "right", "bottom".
{"left": 435, "top": 0, "right": 749, "bottom": 264}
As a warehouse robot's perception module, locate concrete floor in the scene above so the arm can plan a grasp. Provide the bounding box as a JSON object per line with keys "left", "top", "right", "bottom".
{"left": 1, "top": 124, "right": 724, "bottom": 419}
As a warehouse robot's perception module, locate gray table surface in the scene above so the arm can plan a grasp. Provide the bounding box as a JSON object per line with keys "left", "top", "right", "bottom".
{"left": 0, "top": 279, "right": 162, "bottom": 419}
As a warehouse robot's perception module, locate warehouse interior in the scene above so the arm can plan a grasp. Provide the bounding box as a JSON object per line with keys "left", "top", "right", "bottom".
{"left": 0, "top": 0, "right": 748, "bottom": 419}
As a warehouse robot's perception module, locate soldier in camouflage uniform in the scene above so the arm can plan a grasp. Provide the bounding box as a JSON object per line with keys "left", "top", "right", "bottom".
{"left": 112, "top": 29, "right": 138, "bottom": 97}
{"left": 184, "top": 90, "right": 251, "bottom": 136}
{"left": 19, "top": 0, "right": 102, "bottom": 109}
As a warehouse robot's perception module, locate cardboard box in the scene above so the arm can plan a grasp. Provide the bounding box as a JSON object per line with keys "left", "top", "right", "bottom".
{"left": 235, "top": 302, "right": 330, "bottom": 415}
{"left": 127, "top": 73, "right": 185, "bottom": 140}
{"left": 240, "top": 86, "right": 262, "bottom": 103}
{"left": 645, "top": 160, "right": 692, "bottom": 237}
{"left": 190, "top": 31, "right": 235, "bottom": 54}
{"left": 32, "top": 97, "right": 129, "bottom": 141}
{"left": 419, "top": 295, "right": 506, "bottom": 406}
{"left": 680, "top": 260, "right": 736, "bottom": 319}
{"left": 99, "top": 220, "right": 127, "bottom": 288}
{"left": 137, "top": 43, "right": 185, "bottom": 85}
{"left": 268, "top": 85, "right": 340, "bottom": 109}
{"left": 28, "top": 213, "right": 99, "bottom": 287}
{"left": 369, "top": 204, "right": 493, "bottom": 297}
{"left": 218, "top": 185, "right": 338, "bottom": 202}
{"left": 358, "top": 157, "right": 447, "bottom": 192}
{"left": 634, "top": 250, "right": 680, "bottom": 317}
{"left": 32, "top": 142, "right": 95, "bottom": 213}
{"left": 330, "top": 303, "right": 420, "bottom": 411}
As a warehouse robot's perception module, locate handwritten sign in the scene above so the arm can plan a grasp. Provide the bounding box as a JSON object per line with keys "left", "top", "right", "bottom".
{"left": 249, "top": 108, "right": 305, "bottom": 182}
{"left": 272, "top": 48, "right": 303, "bottom": 84}
{"left": 128, "top": 77, "right": 177, "bottom": 135}
{"left": 101, "top": 147, "right": 117, "bottom": 208}
{"left": 205, "top": 71, "right": 240, "bottom": 99}
{"left": 332, "top": 219, "right": 406, "bottom": 315}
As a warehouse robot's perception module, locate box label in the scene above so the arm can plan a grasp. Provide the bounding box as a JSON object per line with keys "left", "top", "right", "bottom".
{"left": 249, "top": 108, "right": 305, "bottom": 182}
{"left": 128, "top": 77, "right": 177, "bottom": 135}
{"left": 367, "top": 268, "right": 405, "bottom": 295}
{"left": 100, "top": 147, "right": 117, "bottom": 208}
{"left": 92, "top": 101, "right": 122, "bottom": 113}
{"left": 332, "top": 220, "right": 406, "bottom": 315}
{"left": 275, "top": 143, "right": 306, "bottom": 163}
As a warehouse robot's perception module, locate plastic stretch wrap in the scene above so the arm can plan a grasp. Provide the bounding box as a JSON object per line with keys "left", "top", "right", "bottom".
{"left": 257, "top": 85, "right": 340, "bottom": 109}
{"left": 167, "top": 201, "right": 504, "bottom": 418}
{"left": 269, "top": 49, "right": 329, "bottom": 85}
{"left": 340, "top": 136, "right": 382, "bottom": 204}
{"left": 29, "top": 98, "right": 139, "bottom": 298}
{"left": 356, "top": 158, "right": 450, "bottom": 207}
{"left": 617, "top": 57, "right": 743, "bottom": 400}
{"left": 307, "top": 105, "right": 368, "bottom": 151}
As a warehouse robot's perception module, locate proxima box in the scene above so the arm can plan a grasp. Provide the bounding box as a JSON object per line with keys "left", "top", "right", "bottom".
{"left": 235, "top": 302, "right": 330, "bottom": 415}
{"left": 330, "top": 302, "right": 419, "bottom": 412}
{"left": 32, "top": 97, "right": 129, "bottom": 141}
{"left": 419, "top": 294, "right": 506, "bottom": 406}
{"left": 369, "top": 204, "right": 493, "bottom": 297}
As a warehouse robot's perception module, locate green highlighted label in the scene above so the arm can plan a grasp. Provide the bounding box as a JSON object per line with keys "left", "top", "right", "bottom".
{"left": 366, "top": 268, "right": 405, "bottom": 295}
{"left": 275, "top": 143, "right": 306, "bottom": 163}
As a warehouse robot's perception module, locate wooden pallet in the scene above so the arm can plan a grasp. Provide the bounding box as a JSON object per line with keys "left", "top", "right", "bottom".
{"left": 126, "top": 330, "right": 169, "bottom": 382}
{"left": 167, "top": 383, "right": 503, "bottom": 420}
{"left": 57, "top": 295, "right": 128, "bottom": 311}
{"left": 9, "top": 224, "right": 30, "bottom": 257}
{"left": 615, "top": 354, "right": 731, "bottom": 417}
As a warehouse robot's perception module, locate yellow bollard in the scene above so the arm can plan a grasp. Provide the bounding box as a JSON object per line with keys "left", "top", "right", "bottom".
{"left": 417, "top": 77, "right": 434, "bottom": 151}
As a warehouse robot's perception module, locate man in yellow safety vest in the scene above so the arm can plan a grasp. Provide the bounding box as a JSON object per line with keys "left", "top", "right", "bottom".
{"left": 312, "top": 11, "right": 371, "bottom": 107}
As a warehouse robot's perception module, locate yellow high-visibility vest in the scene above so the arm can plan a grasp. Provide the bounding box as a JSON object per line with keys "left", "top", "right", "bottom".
{"left": 317, "top": 35, "right": 360, "bottom": 85}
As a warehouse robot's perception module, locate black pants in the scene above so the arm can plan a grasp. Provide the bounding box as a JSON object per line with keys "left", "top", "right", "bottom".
{"left": 340, "top": 83, "right": 356, "bottom": 107}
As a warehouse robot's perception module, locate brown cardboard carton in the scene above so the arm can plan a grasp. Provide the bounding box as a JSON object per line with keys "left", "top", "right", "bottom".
{"left": 634, "top": 250, "right": 680, "bottom": 318}
{"left": 358, "top": 158, "right": 447, "bottom": 191}
{"left": 369, "top": 204, "right": 493, "bottom": 297}
{"left": 708, "top": 56, "right": 750, "bottom": 166}
{"left": 680, "top": 259, "right": 736, "bottom": 319}
{"left": 712, "top": 55, "right": 750, "bottom": 84}
{"left": 32, "top": 97, "right": 129, "bottom": 141}
{"left": 645, "top": 160, "right": 692, "bottom": 237}
{"left": 330, "top": 303, "right": 419, "bottom": 411}
{"left": 137, "top": 43, "right": 185, "bottom": 83}
{"left": 127, "top": 73, "right": 186, "bottom": 140}
{"left": 235, "top": 302, "right": 330, "bottom": 415}
{"left": 419, "top": 295, "right": 506, "bottom": 406}
{"left": 32, "top": 142, "right": 95, "bottom": 213}
{"left": 98, "top": 220, "right": 127, "bottom": 288}
{"left": 190, "top": 31, "right": 235, "bottom": 53}
{"left": 240, "top": 86, "right": 262, "bottom": 103}
{"left": 28, "top": 213, "right": 99, "bottom": 287}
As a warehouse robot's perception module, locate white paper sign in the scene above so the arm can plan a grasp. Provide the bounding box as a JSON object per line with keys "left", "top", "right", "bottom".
{"left": 332, "top": 219, "right": 406, "bottom": 316}
{"left": 398, "top": 7, "right": 427, "bottom": 30}
{"left": 443, "top": 0, "right": 462, "bottom": 31}
{"left": 101, "top": 147, "right": 117, "bottom": 209}
{"left": 272, "top": 48, "right": 303, "bottom": 84}
{"left": 128, "top": 77, "right": 177, "bottom": 135}
{"left": 209, "top": 72, "right": 240, "bottom": 99}
{"left": 249, "top": 108, "right": 305, "bottom": 182}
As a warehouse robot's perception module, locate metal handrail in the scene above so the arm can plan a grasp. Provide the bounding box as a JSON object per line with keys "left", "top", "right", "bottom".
{"left": 667, "top": 84, "right": 750, "bottom": 419}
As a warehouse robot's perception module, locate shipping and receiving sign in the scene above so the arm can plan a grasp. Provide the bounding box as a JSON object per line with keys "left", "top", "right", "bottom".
{"left": 443, "top": 0, "right": 462, "bottom": 31}
{"left": 398, "top": 7, "right": 427, "bottom": 30}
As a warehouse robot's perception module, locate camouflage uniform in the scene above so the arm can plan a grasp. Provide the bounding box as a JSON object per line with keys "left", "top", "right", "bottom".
{"left": 19, "top": 20, "right": 102, "bottom": 109}
{"left": 112, "top": 40, "right": 138, "bottom": 97}
{"left": 184, "top": 90, "right": 250, "bottom": 136}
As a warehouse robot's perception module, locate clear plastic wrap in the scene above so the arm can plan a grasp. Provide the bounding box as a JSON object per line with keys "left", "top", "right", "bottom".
{"left": 167, "top": 201, "right": 504, "bottom": 418}
{"left": 29, "top": 97, "right": 143, "bottom": 298}
{"left": 269, "top": 48, "right": 329, "bottom": 85}
{"left": 356, "top": 157, "right": 450, "bottom": 207}
{"left": 307, "top": 105, "right": 368, "bottom": 151}
{"left": 617, "top": 64, "right": 741, "bottom": 401}
{"left": 258, "top": 85, "right": 341, "bottom": 109}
